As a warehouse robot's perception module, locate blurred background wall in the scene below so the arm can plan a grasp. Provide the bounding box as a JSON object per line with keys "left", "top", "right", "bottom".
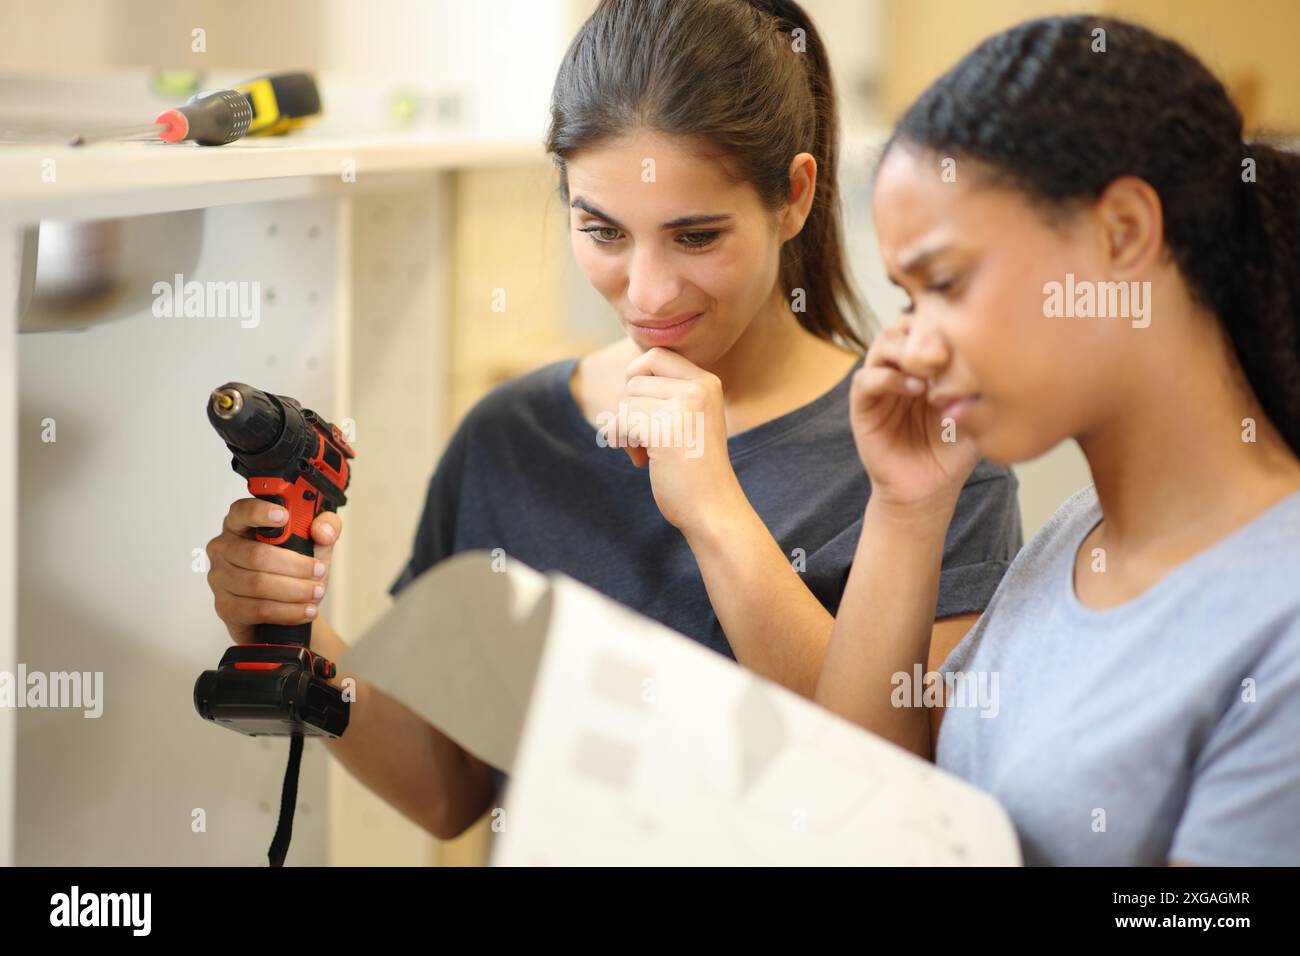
{"left": 3, "top": 0, "right": 1296, "bottom": 866}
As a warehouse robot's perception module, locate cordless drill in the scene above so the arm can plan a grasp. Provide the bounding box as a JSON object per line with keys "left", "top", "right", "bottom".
{"left": 194, "top": 383, "right": 354, "bottom": 739}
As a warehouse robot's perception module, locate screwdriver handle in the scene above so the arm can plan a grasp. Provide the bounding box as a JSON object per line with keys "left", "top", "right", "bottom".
{"left": 155, "top": 89, "right": 254, "bottom": 146}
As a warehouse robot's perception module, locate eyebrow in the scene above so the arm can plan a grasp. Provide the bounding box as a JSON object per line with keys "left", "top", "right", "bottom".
{"left": 570, "top": 197, "right": 733, "bottom": 231}
{"left": 887, "top": 244, "right": 954, "bottom": 285}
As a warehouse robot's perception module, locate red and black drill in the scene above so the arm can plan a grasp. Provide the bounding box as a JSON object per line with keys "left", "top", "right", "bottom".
{"left": 194, "top": 383, "right": 354, "bottom": 865}
{"left": 195, "top": 382, "right": 354, "bottom": 739}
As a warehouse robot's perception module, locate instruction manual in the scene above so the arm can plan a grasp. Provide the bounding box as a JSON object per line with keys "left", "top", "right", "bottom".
{"left": 340, "top": 551, "right": 1022, "bottom": 865}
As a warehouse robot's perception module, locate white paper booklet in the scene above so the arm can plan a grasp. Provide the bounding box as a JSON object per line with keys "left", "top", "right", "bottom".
{"left": 340, "top": 551, "right": 1022, "bottom": 865}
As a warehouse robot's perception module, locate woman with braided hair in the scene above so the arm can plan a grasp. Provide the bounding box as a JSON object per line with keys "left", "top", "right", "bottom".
{"left": 817, "top": 15, "right": 1300, "bottom": 865}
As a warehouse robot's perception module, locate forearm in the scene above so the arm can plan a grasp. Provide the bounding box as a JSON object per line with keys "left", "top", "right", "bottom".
{"left": 311, "top": 615, "right": 494, "bottom": 839}
{"left": 684, "top": 504, "right": 833, "bottom": 699}
{"left": 814, "top": 494, "right": 957, "bottom": 758}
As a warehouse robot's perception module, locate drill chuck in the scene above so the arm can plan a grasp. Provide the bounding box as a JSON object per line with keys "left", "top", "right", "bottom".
{"left": 206, "top": 380, "right": 353, "bottom": 538}
{"left": 208, "top": 385, "right": 285, "bottom": 455}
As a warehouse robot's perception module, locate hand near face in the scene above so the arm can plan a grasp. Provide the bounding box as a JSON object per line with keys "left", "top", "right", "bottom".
{"left": 850, "top": 319, "right": 981, "bottom": 510}
{"left": 602, "top": 347, "right": 747, "bottom": 535}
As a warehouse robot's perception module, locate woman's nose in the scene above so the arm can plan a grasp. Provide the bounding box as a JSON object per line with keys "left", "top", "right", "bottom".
{"left": 901, "top": 319, "right": 951, "bottom": 374}
{"left": 625, "top": 247, "right": 683, "bottom": 316}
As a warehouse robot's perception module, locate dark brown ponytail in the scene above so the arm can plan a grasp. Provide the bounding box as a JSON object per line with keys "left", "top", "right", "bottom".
{"left": 546, "top": 0, "right": 868, "bottom": 351}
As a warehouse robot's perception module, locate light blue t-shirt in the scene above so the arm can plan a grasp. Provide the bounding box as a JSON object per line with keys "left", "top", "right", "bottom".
{"left": 937, "top": 483, "right": 1300, "bottom": 866}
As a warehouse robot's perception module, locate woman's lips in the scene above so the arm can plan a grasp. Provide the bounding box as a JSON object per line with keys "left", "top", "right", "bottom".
{"left": 938, "top": 396, "right": 979, "bottom": 422}
{"left": 628, "top": 311, "right": 703, "bottom": 346}
{"left": 927, "top": 388, "right": 981, "bottom": 422}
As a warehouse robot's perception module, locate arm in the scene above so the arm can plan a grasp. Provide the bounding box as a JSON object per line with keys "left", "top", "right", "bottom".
{"left": 609, "top": 347, "right": 829, "bottom": 694}
{"left": 319, "top": 417, "right": 497, "bottom": 839}
{"left": 681, "top": 501, "right": 833, "bottom": 697}
{"left": 312, "top": 614, "right": 495, "bottom": 840}
{"left": 926, "top": 612, "right": 980, "bottom": 756}
{"left": 616, "top": 346, "right": 985, "bottom": 701}
{"left": 682, "top": 495, "right": 979, "bottom": 702}
{"left": 208, "top": 443, "right": 494, "bottom": 840}
{"left": 813, "top": 493, "right": 961, "bottom": 758}
{"left": 813, "top": 317, "right": 986, "bottom": 758}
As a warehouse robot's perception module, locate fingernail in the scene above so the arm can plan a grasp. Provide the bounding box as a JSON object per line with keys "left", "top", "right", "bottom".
{"left": 305, "top": 605, "right": 317, "bottom": 618}
{"left": 321, "top": 524, "right": 336, "bottom": 541}
{"left": 269, "top": 508, "right": 287, "bottom": 522}
{"left": 313, "top": 561, "right": 326, "bottom": 577}
{"left": 313, "top": 584, "right": 324, "bottom": 600}
{"left": 906, "top": 377, "right": 925, "bottom": 392}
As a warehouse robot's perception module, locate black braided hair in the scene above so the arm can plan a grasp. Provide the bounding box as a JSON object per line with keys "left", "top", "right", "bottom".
{"left": 885, "top": 15, "right": 1300, "bottom": 454}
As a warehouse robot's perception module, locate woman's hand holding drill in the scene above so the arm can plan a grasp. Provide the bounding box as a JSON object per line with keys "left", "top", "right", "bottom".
{"left": 205, "top": 498, "right": 342, "bottom": 644}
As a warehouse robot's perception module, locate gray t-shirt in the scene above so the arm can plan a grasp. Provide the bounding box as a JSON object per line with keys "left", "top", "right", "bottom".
{"left": 390, "top": 358, "right": 1023, "bottom": 799}
{"left": 938, "top": 483, "right": 1300, "bottom": 866}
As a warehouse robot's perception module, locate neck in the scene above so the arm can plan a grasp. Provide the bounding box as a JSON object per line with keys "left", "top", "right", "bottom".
{"left": 1079, "top": 310, "right": 1300, "bottom": 556}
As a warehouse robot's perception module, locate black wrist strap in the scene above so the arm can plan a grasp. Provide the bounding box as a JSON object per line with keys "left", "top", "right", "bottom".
{"left": 268, "top": 732, "right": 304, "bottom": 867}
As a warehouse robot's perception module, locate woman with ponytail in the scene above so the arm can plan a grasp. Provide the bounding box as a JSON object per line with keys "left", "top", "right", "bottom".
{"left": 204, "top": 0, "right": 1022, "bottom": 840}
{"left": 817, "top": 15, "right": 1300, "bottom": 865}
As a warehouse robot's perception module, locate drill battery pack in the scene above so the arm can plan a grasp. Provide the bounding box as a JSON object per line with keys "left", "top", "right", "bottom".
{"left": 194, "top": 643, "right": 349, "bottom": 738}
